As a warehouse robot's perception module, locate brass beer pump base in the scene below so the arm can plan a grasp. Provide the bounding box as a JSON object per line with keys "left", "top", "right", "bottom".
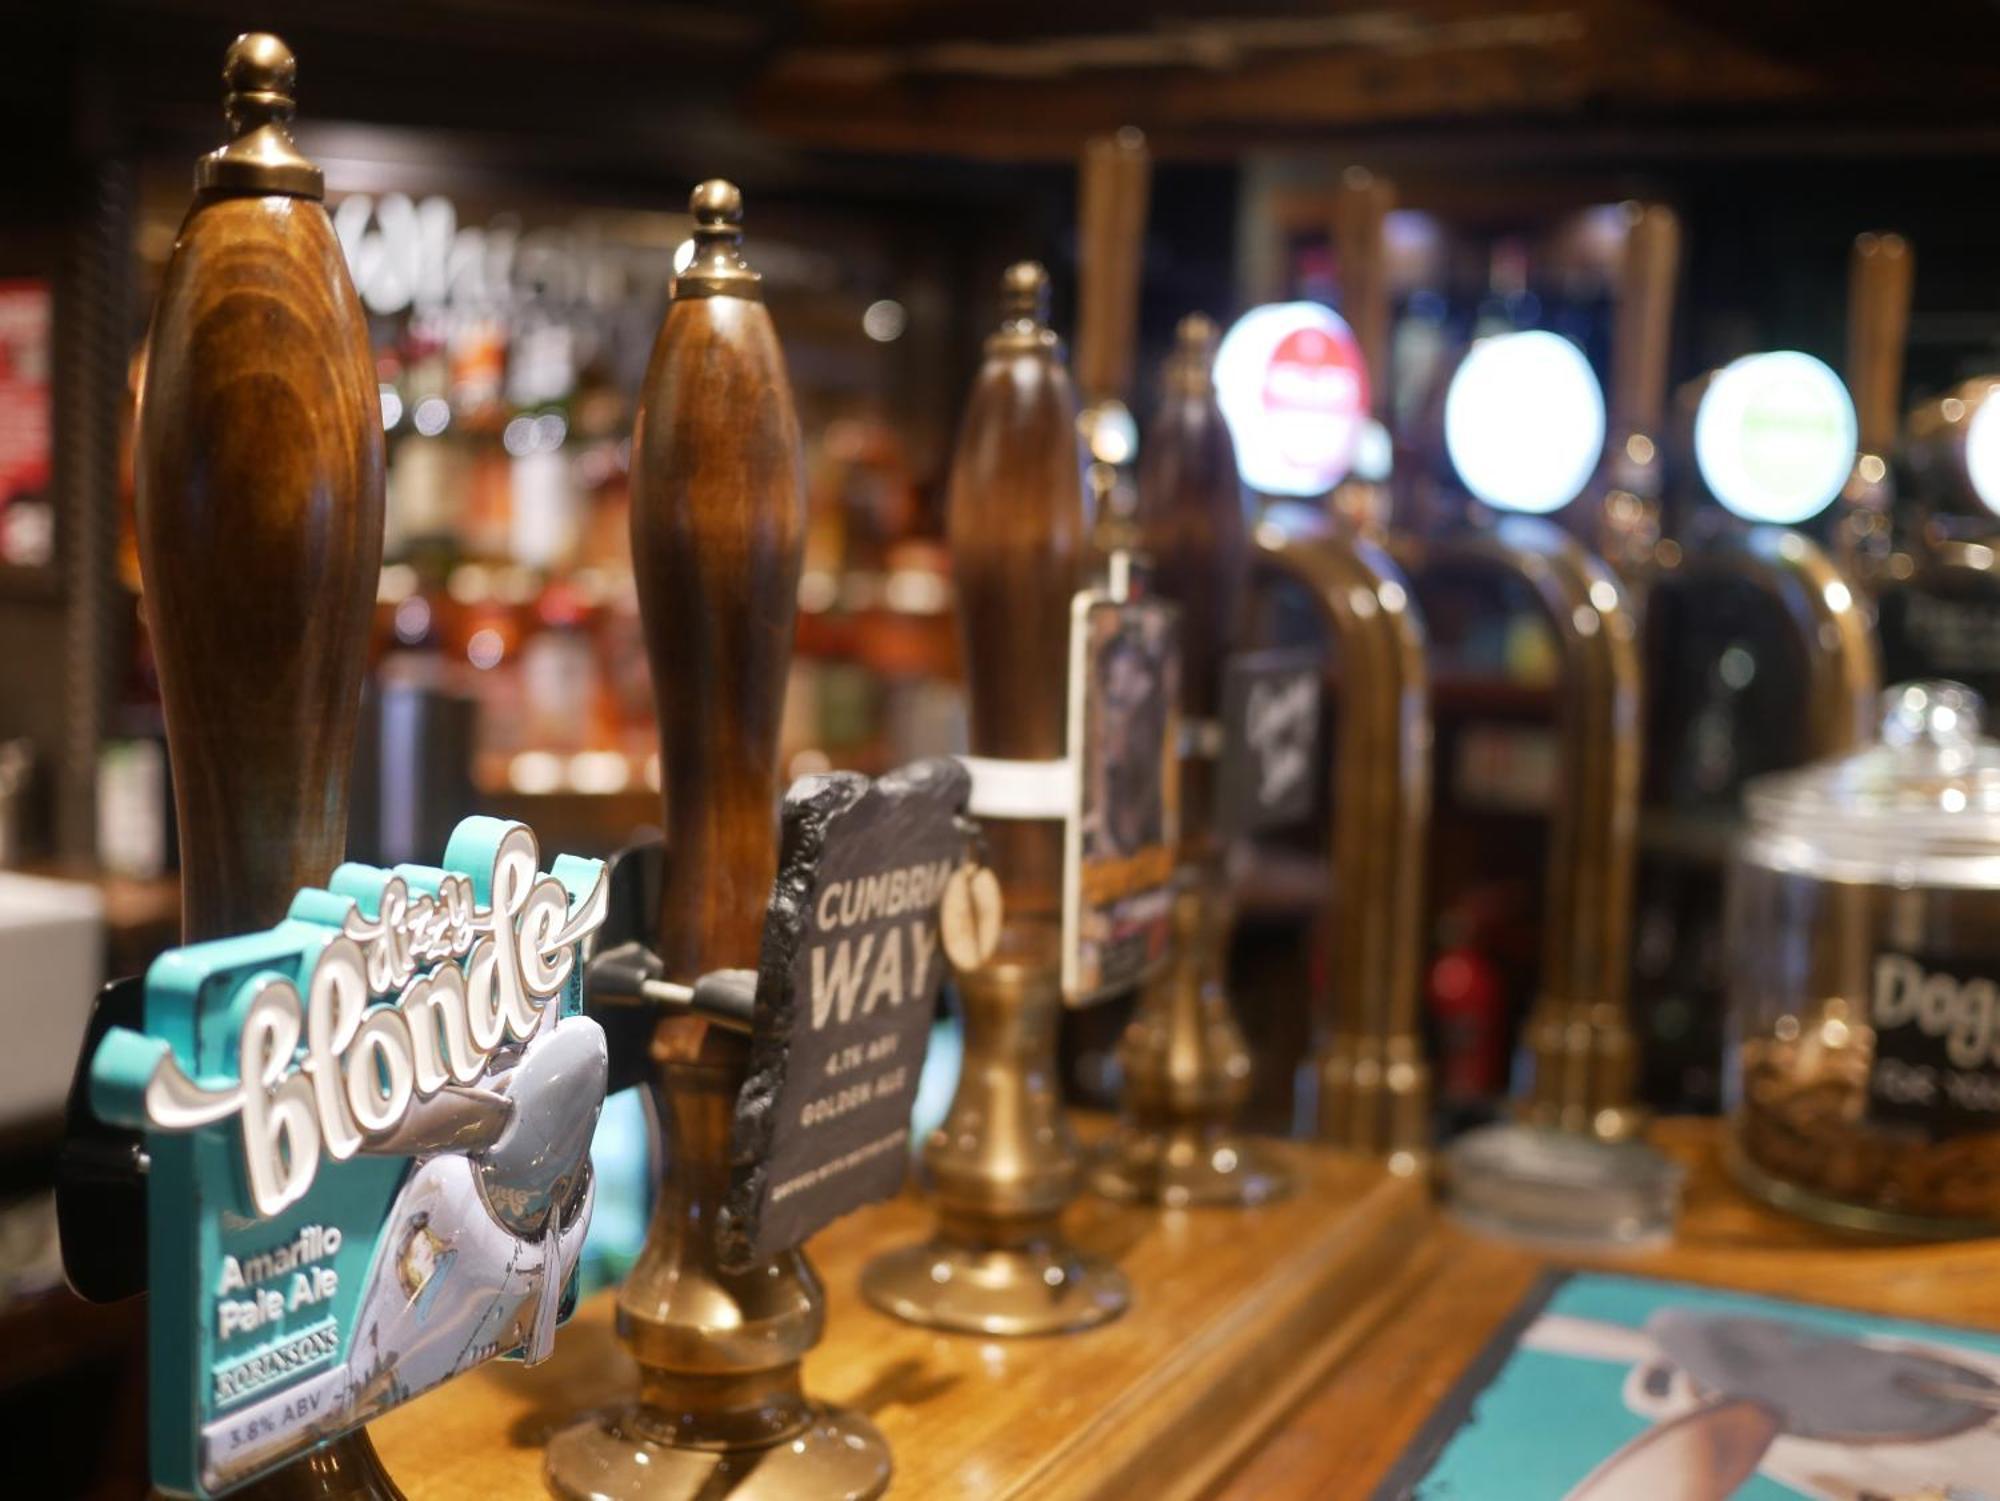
{"left": 1093, "top": 882, "right": 1293, "bottom": 1210}
{"left": 860, "top": 959, "right": 1131, "bottom": 1336}
{"left": 543, "top": 1047, "right": 884, "bottom": 1501}
{"left": 1090, "top": 1121, "right": 1292, "bottom": 1209}
{"left": 860, "top": 1230, "right": 1129, "bottom": 1337}
{"left": 545, "top": 1406, "right": 890, "bottom": 1501}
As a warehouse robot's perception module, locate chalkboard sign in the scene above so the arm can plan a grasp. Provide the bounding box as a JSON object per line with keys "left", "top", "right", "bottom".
{"left": 84, "top": 817, "right": 609, "bottom": 1498}
{"left": 1218, "top": 647, "right": 1322, "bottom": 837}
{"left": 717, "top": 757, "right": 971, "bottom": 1269}
{"left": 1062, "top": 590, "right": 1182, "bottom": 1004}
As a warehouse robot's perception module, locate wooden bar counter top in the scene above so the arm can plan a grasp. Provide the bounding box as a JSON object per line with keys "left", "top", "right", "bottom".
{"left": 371, "top": 1137, "right": 1432, "bottom": 1501}
{"left": 1219, "top": 1117, "right": 2000, "bottom": 1499}
{"left": 372, "top": 1119, "right": 2000, "bottom": 1498}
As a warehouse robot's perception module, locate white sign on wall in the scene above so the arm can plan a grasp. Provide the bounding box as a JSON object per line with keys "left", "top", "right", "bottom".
{"left": 1444, "top": 330, "right": 1606, "bottom": 516}
{"left": 1694, "top": 351, "right": 1857, "bottom": 526}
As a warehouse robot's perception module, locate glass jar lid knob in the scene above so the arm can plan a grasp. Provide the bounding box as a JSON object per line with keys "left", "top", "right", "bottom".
{"left": 1881, "top": 679, "right": 1984, "bottom": 751}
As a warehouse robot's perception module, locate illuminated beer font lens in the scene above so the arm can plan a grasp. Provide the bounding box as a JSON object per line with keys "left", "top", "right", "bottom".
{"left": 1214, "top": 302, "right": 1370, "bottom": 497}
{"left": 1967, "top": 392, "right": 2000, "bottom": 518}
{"left": 1694, "top": 350, "right": 1858, "bottom": 526}
{"left": 1442, "top": 330, "right": 1606, "bottom": 515}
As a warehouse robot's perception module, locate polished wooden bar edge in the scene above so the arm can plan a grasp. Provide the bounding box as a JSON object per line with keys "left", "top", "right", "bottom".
{"left": 372, "top": 1137, "right": 1431, "bottom": 1500}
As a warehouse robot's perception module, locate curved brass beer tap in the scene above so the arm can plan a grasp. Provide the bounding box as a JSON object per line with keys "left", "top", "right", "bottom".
{"left": 546, "top": 182, "right": 891, "bottom": 1501}
{"left": 1581, "top": 207, "right": 1878, "bottom": 768}
{"left": 861, "top": 263, "right": 1130, "bottom": 1335}
{"left": 1584, "top": 206, "right": 1875, "bottom": 765}
{"left": 1657, "top": 354, "right": 1882, "bottom": 766}
{"left": 1576, "top": 207, "right": 1872, "bottom": 776}
{"left": 1661, "top": 527, "right": 1879, "bottom": 760}
{"left": 1396, "top": 519, "right": 1645, "bottom": 1140}
{"left": 1870, "top": 323, "right": 2000, "bottom": 695}
{"left": 1902, "top": 378, "right": 2000, "bottom": 595}
{"left": 1252, "top": 503, "right": 1433, "bottom": 1165}
{"left": 1092, "top": 314, "right": 1292, "bottom": 1206}
{"left": 1908, "top": 378, "right": 2000, "bottom": 516}
{"left": 1334, "top": 183, "right": 1648, "bottom": 1146}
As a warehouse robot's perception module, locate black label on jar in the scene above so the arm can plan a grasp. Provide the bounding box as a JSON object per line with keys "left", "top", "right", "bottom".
{"left": 1867, "top": 951, "right": 2000, "bottom": 1136}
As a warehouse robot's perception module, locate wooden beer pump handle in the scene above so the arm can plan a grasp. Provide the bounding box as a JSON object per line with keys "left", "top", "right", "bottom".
{"left": 1610, "top": 202, "right": 1681, "bottom": 444}
{"left": 1136, "top": 313, "right": 1249, "bottom": 858}
{"left": 136, "top": 33, "right": 396, "bottom": 1501}
{"left": 138, "top": 31, "right": 383, "bottom": 945}
{"left": 1097, "top": 316, "right": 1292, "bottom": 1209}
{"left": 547, "top": 180, "right": 893, "bottom": 1497}
{"left": 863, "top": 261, "right": 1129, "bottom": 1331}
{"left": 1076, "top": 129, "right": 1151, "bottom": 409}
{"left": 1332, "top": 167, "right": 1396, "bottom": 426}
{"left": 947, "top": 262, "right": 1091, "bottom": 932}
{"left": 1848, "top": 231, "right": 1914, "bottom": 459}
{"left": 631, "top": 180, "right": 804, "bottom": 1023}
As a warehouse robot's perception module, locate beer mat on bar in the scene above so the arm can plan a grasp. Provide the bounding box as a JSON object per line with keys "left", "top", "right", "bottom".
{"left": 1372, "top": 1270, "right": 2000, "bottom": 1499}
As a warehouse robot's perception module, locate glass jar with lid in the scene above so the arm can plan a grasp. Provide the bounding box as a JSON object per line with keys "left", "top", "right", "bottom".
{"left": 1727, "top": 679, "right": 2000, "bottom": 1236}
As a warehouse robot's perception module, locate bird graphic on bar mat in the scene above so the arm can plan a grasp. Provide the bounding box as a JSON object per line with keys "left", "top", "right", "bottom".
{"left": 1522, "top": 1307, "right": 2000, "bottom": 1499}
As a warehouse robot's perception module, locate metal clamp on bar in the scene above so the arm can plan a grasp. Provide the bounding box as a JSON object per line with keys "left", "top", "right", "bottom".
{"left": 586, "top": 941, "right": 758, "bottom": 1034}
{"left": 957, "top": 753, "right": 1076, "bottom": 820}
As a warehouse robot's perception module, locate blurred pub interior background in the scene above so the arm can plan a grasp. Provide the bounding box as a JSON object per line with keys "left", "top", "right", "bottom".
{"left": 7, "top": 0, "right": 2000, "bottom": 1489}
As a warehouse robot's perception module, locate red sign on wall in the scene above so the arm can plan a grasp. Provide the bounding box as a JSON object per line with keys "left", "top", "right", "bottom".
{"left": 0, "top": 281, "right": 53, "bottom": 567}
{"left": 1216, "top": 303, "right": 1370, "bottom": 498}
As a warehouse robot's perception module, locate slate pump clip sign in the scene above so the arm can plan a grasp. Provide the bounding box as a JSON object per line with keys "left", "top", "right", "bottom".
{"left": 588, "top": 757, "right": 980, "bottom": 1270}
{"left": 64, "top": 817, "right": 610, "bottom": 1498}
{"left": 721, "top": 758, "right": 978, "bottom": 1267}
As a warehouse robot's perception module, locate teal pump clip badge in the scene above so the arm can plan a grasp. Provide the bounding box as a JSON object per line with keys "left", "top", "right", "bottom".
{"left": 65, "top": 816, "right": 609, "bottom": 1498}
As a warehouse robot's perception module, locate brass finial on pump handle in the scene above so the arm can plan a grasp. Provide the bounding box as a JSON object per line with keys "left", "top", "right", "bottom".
{"left": 676, "top": 178, "right": 760, "bottom": 298}
{"left": 197, "top": 32, "right": 323, "bottom": 201}
{"left": 1002, "top": 257, "right": 1052, "bottom": 326}
{"left": 1091, "top": 313, "right": 1291, "bottom": 1207}
{"left": 860, "top": 261, "right": 1130, "bottom": 1336}
{"left": 545, "top": 182, "right": 890, "bottom": 1501}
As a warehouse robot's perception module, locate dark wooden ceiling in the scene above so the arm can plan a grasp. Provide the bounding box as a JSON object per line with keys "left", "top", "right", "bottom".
{"left": 21, "top": 0, "right": 2000, "bottom": 176}
{"left": 748, "top": 0, "right": 2000, "bottom": 158}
